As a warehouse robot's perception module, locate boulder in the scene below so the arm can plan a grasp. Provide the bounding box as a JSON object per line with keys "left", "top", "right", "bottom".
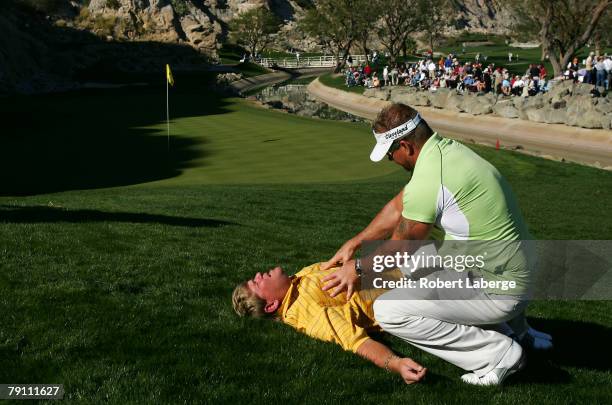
{"left": 575, "top": 111, "right": 604, "bottom": 128}
{"left": 551, "top": 100, "right": 567, "bottom": 110}
{"left": 566, "top": 95, "right": 604, "bottom": 128}
{"left": 572, "top": 82, "right": 596, "bottom": 97}
{"left": 411, "top": 92, "right": 431, "bottom": 106}
{"left": 460, "top": 94, "right": 492, "bottom": 115}
{"left": 512, "top": 96, "right": 525, "bottom": 109}
{"left": 364, "top": 87, "right": 390, "bottom": 101}
{"left": 601, "top": 114, "right": 612, "bottom": 130}
{"left": 524, "top": 106, "right": 566, "bottom": 124}
{"left": 390, "top": 90, "right": 430, "bottom": 106}
{"left": 595, "top": 98, "right": 612, "bottom": 114}
{"left": 445, "top": 92, "right": 464, "bottom": 112}
{"left": 429, "top": 88, "right": 451, "bottom": 108}
{"left": 522, "top": 93, "right": 545, "bottom": 110}
{"left": 546, "top": 79, "right": 573, "bottom": 102}
{"left": 492, "top": 99, "right": 519, "bottom": 119}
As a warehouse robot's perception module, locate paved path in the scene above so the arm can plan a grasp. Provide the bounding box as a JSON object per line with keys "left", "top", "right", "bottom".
{"left": 307, "top": 78, "right": 612, "bottom": 170}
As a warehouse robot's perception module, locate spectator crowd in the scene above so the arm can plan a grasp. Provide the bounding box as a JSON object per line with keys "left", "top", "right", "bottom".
{"left": 345, "top": 52, "right": 612, "bottom": 97}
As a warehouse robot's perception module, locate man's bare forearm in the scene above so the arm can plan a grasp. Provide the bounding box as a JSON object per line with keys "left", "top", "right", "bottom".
{"left": 356, "top": 338, "right": 400, "bottom": 372}
{"left": 353, "top": 190, "right": 404, "bottom": 246}
{"left": 357, "top": 338, "right": 427, "bottom": 384}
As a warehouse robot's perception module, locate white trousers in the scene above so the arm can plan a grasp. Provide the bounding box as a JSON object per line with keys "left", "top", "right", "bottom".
{"left": 373, "top": 269, "right": 528, "bottom": 377}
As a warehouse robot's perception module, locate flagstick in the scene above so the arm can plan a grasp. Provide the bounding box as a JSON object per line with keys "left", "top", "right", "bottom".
{"left": 166, "top": 78, "right": 170, "bottom": 153}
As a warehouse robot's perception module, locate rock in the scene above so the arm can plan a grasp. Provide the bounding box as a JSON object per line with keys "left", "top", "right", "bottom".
{"left": 391, "top": 86, "right": 418, "bottom": 96}
{"left": 460, "top": 94, "right": 492, "bottom": 115}
{"left": 601, "top": 114, "right": 612, "bottom": 130}
{"left": 575, "top": 111, "right": 604, "bottom": 128}
{"left": 492, "top": 99, "right": 519, "bottom": 119}
{"left": 364, "top": 87, "right": 390, "bottom": 101}
{"left": 445, "top": 92, "right": 464, "bottom": 112}
{"left": 511, "top": 96, "right": 524, "bottom": 109}
{"left": 390, "top": 90, "right": 430, "bottom": 106}
{"left": 522, "top": 93, "right": 545, "bottom": 110}
{"left": 572, "top": 82, "right": 596, "bottom": 97}
{"left": 413, "top": 92, "right": 432, "bottom": 106}
{"left": 552, "top": 100, "right": 567, "bottom": 109}
{"left": 524, "top": 106, "right": 566, "bottom": 124}
{"left": 546, "top": 79, "right": 573, "bottom": 102}
{"left": 566, "top": 95, "right": 604, "bottom": 128}
{"left": 429, "top": 88, "right": 451, "bottom": 109}
{"left": 595, "top": 98, "right": 612, "bottom": 114}
{"left": 87, "top": 0, "right": 108, "bottom": 13}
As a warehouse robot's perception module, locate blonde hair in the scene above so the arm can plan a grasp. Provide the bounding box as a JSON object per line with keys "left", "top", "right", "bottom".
{"left": 232, "top": 281, "right": 267, "bottom": 318}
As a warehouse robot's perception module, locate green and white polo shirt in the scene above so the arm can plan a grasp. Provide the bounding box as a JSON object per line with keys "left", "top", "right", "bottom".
{"left": 402, "top": 133, "right": 534, "bottom": 295}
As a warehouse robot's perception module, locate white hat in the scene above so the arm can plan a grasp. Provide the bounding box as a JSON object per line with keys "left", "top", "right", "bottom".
{"left": 370, "top": 113, "right": 422, "bottom": 162}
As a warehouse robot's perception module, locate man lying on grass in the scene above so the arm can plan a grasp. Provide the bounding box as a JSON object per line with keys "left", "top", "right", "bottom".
{"left": 233, "top": 263, "right": 552, "bottom": 384}
{"left": 232, "top": 263, "right": 427, "bottom": 384}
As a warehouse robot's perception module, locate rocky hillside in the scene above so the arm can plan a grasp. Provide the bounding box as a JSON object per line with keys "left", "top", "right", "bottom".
{"left": 1, "top": 0, "right": 515, "bottom": 94}
{"left": 452, "top": 0, "right": 515, "bottom": 33}
{"left": 14, "top": 0, "right": 515, "bottom": 56}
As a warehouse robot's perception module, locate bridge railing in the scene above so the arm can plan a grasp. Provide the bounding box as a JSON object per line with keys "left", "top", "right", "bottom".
{"left": 258, "top": 55, "right": 369, "bottom": 68}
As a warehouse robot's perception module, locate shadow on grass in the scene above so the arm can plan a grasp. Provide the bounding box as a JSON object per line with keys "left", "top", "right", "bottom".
{"left": 0, "top": 86, "right": 232, "bottom": 196}
{"left": 527, "top": 317, "right": 612, "bottom": 372}
{"left": 0, "top": 205, "right": 234, "bottom": 228}
{"left": 0, "top": 3, "right": 235, "bottom": 196}
{"left": 379, "top": 317, "right": 610, "bottom": 385}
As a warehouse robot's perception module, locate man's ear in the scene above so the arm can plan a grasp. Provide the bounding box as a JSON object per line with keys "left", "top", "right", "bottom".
{"left": 401, "top": 140, "right": 416, "bottom": 156}
{"left": 264, "top": 299, "right": 280, "bottom": 314}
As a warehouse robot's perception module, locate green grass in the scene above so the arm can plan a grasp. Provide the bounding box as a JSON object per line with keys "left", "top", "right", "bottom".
{"left": 433, "top": 43, "right": 612, "bottom": 78}
{"left": 319, "top": 72, "right": 365, "bottom": 94}
{"left": 234, "top": 62, "right": 271, "bottom": 78}
{"left": 1, "top": 77, "right": 612, "bottom": 403}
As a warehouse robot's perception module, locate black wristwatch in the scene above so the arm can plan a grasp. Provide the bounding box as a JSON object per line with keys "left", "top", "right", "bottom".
{"left": 355, "top": 258, "right": 363, "bottom": 278}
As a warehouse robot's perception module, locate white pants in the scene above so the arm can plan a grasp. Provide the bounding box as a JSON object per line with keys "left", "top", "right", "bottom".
{"left": 373, "top": 269, "right": 527, "bottom": 377}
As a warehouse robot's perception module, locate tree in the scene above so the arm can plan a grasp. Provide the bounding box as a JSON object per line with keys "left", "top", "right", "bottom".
{"left": 592, "top": 6, "right": 612, "bottom": 55}
{"left": 508, "top": 0, "right": 611, "bottom": 77}
{"left": 418, "top": 0, "right": 454, "bottom": 54}
{"left": 353, "top": 0, "right": 381, "bottom": 63}
{"left": 299, "top": 0, "right": 363, "bottom": 72}
{"left": 374, "top": 0, "right": 421, "bottom": 63}
{"left": 229, "top": 7, "right": 281, "bottom": 58}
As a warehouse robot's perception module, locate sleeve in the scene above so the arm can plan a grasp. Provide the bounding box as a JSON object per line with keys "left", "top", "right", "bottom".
{"left": 305, "top": 306, "right": 370, "bottom": 353}
{"left": 402, "top": 171, "right": 441, "bottom": 224}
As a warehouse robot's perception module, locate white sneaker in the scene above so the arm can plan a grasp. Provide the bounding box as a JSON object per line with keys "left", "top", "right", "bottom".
{"left": 461, "top": 341, "right": 525, "bottom": 386}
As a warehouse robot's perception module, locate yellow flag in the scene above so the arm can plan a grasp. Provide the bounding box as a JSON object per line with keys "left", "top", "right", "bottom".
{"left": 166, "top": 64, "right": 174, "bottom": 86}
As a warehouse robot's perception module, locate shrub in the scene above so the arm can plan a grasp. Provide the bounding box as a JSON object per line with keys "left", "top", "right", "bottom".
{"left": 171, "top": 0, "right": 190, "bottom": 16}
{"left": 106, "top": 0, "right": 120, "bottom": 10}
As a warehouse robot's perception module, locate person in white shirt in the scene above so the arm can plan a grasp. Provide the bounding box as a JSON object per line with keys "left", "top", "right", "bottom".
{"left": 521, "top": 77, "right": 531, "bottom": 97}
{"left": 512, "top": 76, "right": 524, "bottom": 96}
{"left": 595, "top": 56, "right": 606, "bottom": 89}
{"left": 390, "top": 65, "right": 399, "bottom": 85}
{"left": 585, "top": 51, "right": 595, "bottom": 84}
{"left": 604, "top": 56, "right": 612, "bottom": 90}
{"left": 383, "top": 66, "right": 389, "bottom": 86}
{"left": 428, "top": 60, "right": 436, "bottom": 79}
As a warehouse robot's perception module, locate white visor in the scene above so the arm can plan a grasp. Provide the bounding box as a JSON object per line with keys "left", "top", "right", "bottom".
{"left": 369, "top": 113, "right": 422, "bottom": 162}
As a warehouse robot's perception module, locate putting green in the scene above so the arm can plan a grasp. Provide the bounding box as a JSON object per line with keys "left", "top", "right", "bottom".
{"left": 142, "top": 97, "right": 401, "bottom": 187}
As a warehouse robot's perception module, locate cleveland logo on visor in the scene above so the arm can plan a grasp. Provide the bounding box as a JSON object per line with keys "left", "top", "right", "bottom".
{"left": 372, "top": 114, "right": 422, "bottom": 144}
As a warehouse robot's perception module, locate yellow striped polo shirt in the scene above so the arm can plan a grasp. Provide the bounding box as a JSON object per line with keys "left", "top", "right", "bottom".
{"left": 278, "top": 263, "right": 386, "bottom": 353}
